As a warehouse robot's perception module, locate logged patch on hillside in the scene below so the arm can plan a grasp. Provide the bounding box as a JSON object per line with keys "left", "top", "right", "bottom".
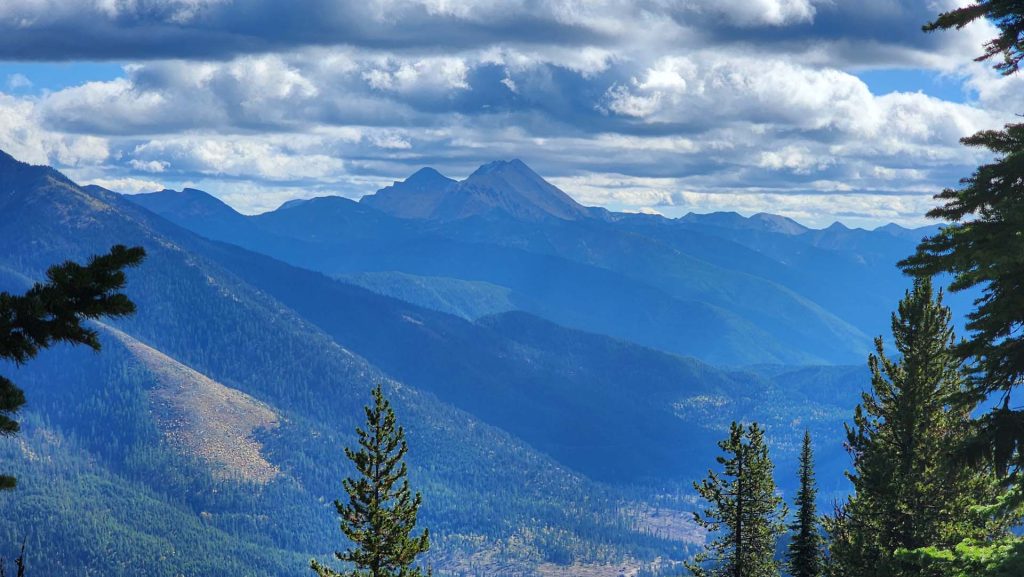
{"left": 105, "top": 325, "right": 281, "bottom": 483}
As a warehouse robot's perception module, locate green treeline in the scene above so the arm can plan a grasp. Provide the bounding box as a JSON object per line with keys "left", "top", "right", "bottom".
{"left": 687, "top": 279, "right": 1023, "bottom": 577}
{"left": 687, "top": 3, "right": 1024, "bottom": 575}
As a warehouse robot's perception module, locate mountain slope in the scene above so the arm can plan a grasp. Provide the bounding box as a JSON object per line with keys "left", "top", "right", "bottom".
{"left": 186, "top": 236, "right": 866, "bottom": 485}
{"left": 0, "top": 151, "right": 686, "bottom": 576}
{"left": 336, "top": 271, "right": 517, "bottom": 320}
{"left": 135, "top": 187, "right": 812, "bottom": 365}
{"left": 360, "top": 167, "right": 457, "bottom": 219}
{"left": 107, "top": 325, "right": 281, "bottom": 484}
{"left": 436, "top": 213, "right": 870, "bottom": 363}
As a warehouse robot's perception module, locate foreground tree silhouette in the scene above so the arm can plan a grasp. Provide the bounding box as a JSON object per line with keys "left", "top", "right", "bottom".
{"left": 687, "top": 422, "right": 786, "bottom": 577}
{"left": 786, "top": 431, "right": 822, "bottom": 577}
{"left": 312, "top": 384, "right": 430, "bottom": 577}
{"left": 888, "top": 4, "right": 1024, "bottom": 574}
{"left": 900, "top": 124, "right": 1024, "bottom": 478}
{"left": 924, "top": 0, "right": 1024, "bottom": 76}
{"left": 0, "top": 244, "right": 145, "bottom": 489}
{"left": 905, "top": 0, "right": 1024, "bottom": 480}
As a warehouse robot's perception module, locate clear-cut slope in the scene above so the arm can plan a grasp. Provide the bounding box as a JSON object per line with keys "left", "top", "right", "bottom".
{"left": 361, "top": 159, "right": 594, "bottom": 221}
{"left": 104, "top": 324, "right": 281, "bottom": 484}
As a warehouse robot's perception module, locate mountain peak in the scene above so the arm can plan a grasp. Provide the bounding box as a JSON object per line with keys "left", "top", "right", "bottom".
{"left": 0, "top": 149, "right": 19, "bottom": 167}
{"left": 471, "top": 158, "right": 531, "bottom": 175}
{"left": 362, "top": 159, "right": 591, "bottom": 222}
{"left": 0, "top": 149, "right": 75, "bottom": 210}
{"left": 874, "top": 223, "right": 906, "bottom": 234}
{"left": 131, "top": 187, "right": 237, "bottom": 215}
{"left": 360, "top": 167, "right": 457, "bottom": 219}
{"left": 680, "top": 211, "right": 811, "bottom": 235}
{"left": 406, "top": 166, "right": 451, "bottom": 184}
{"left": 438, "top": 159, "right": 590, "bottom": 221}
{"left": 749, "top": 212, "right": 809, "bottom": 235}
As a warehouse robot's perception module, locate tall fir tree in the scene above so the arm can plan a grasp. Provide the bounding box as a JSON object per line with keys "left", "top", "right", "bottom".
{"left": 903, "top": 1, "right": 1024, "bottom": 481}
{"left": 825, "top": 278, "right": 1003, "bottom": 577}
{"left": 786, "top": 431, "right": 822, "bottom": 577}
{"left": 687, "top": 422, "right": 787, "bottom": 577}
{"left": 0, "top": 244, "right": 145, "bottom": 489}
{"left": 900, "top": 123, "right": 1024, "bottom": 478}
{"left": 312, "top": 383, "right": 430, "bottom": 577}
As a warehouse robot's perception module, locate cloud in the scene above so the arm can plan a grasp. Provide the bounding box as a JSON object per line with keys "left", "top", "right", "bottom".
{"left": 0, "top": 92, "right": 110, "bottom": 166}
{"left": 548, "top": 172, "right": 942, "bottom": 229}
{"left": 0, "top": 0, "right": 1018, "bottom": 227}
{"left": 0, "top": 0, "right": 978, "bottom": 64}
{"left": 0, "top": 0, "right": 613, "bottom": 60}
{"left": 683, "top": 0, "right": 818, "bottom": 27}
{"left": 5, "top": 73, "right": 32, "bottom": 90}
{"left": 363, "top": 56, "right": 470, "bottom": 93}
{"left": 758, "top": 145, "right": 833, "bottom": 174}
{"left": 131, "top": 135, "right": 347, "bottom": 181}
{"left": 85, "top": 176, "right": 165, "bottom": 193}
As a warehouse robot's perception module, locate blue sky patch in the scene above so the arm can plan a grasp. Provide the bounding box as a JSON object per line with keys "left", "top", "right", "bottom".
{"left": 855, "top": 68, "right": 971, "bottom": 102}
{"left": 0, "top": 62, "right": 125, "bottom": 94}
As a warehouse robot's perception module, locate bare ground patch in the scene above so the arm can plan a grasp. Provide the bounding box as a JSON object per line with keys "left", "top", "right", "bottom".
{"left": 105, "top": 326, "right": 281, "bottom": 483}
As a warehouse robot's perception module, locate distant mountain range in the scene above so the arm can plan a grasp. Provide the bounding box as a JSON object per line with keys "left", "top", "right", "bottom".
{"left": 0, "top": 150, "right": 949, "bottom": 576}
{"left": 130, "top": 158, "right": 967, "bottom": 366}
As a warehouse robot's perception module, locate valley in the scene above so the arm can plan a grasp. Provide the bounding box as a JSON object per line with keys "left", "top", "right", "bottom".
{"left": 0, "top": 150, "right": 956, "bottom": 575}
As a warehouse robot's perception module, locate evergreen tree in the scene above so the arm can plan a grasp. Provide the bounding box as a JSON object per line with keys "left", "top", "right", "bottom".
{"left": 884, "top": 4, "right": 1024, "bottom": 574}
{"left": 786, "top": 431, "right": 822, "bottom": 577}
{"left": 312, "top": 383, "right": 430, "bottom": 577}
{"left": 687, "top": 422, "right": 786, "bottom": 577}
{"left": 923, "top": 1, "right": 1024, "bottom": 76}
{"left": 0, "top": 244, "right": 145, "bottom": 489}
{"left": 900, "top": 123, "right": 1024, "bottom": 477}
{"left": 903, "top": 1, "right": 1024, "bottom": 478}
{"left": 825, "top": 279, "right": 1001, "bottom": 577}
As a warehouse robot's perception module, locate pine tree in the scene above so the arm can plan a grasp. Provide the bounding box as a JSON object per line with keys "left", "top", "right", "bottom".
{"left": 923, "top": 1, "right": 1024, "bottom": 76}
{"left": 786, "top": 431, "right": 822, "bottom": 577}
{"left": 687, "top": 422, "right": 787, "bottom": 577}
{"left": 825, "top": 278, "right": 1001, "bottom": 577}
{"left": 312, "top": 383, "right": 430, "bottom": 577}
{"left": 903, "top": 2, "right": 1024, "bottom": 479}
{"left": 0, "top": 244, "right": 145, "bottom": 489}
{"left": 900, "top": 123, "right": 1024, "bottom": 477}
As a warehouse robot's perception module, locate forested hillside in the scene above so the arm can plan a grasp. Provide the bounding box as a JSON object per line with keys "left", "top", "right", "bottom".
{"left": 0, "top": 152, "right": 688, "bottom": 576}
{"left": 1, "top": 0, "right": 1022, "bottom": 576}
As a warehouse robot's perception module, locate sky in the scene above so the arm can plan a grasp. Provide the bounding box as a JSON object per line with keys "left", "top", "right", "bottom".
{"left": 0, "top": 1, "right": 1021, "bottom": 228}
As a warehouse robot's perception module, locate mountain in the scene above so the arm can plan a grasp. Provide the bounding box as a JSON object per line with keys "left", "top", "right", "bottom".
{"left": 659, "top": 212, "right": 974, "bottom": 339}
{"left": 193, "top": 239, "right": 863, "bottom": 483}
{"left": 360, "top": 167, "right": 457, "bottom": 219}
{"left": 0, "top": 149, "right": 891, "bottom": 576}
{"left": 134, "top": 170, "right": 876, "bottom": 365}
{"left": 128, "top": 187, "right": 244, "bottom": 223}
{"left": 336, "top": 271, "right": 517, "bottom": 320}
{"left": 255, "top": 195, "right": 408, "bottom": 241}
{"left": 122, "top": 186, "right": 310, "bottom": 257}
{"left": 0, "top": 151, "right": 698, "bottom": 576}
{"left": 137, "top": 191, "right": 823, "bottom": 365}
{"left": 361, "top": 159, "right": 596, "bottom": 222}
{"left": 679, "top": 211, "right": 809, "bottom": 235}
